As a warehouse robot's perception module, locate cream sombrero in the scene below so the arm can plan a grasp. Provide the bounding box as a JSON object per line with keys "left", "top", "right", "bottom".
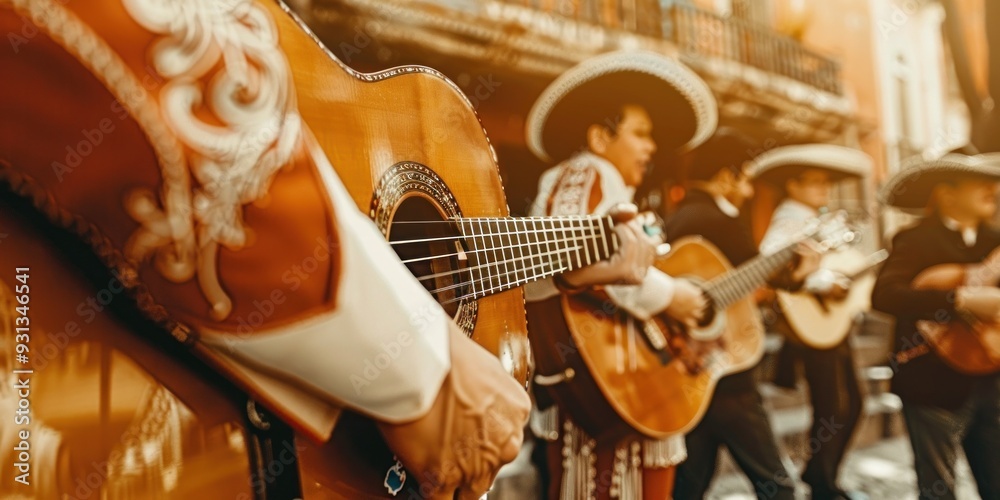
{"left": 748, "top": 144, "right": 872, "bottom": 185}
{"left": 879, "top": 153, "right": 1000, "bottom": 210}
{"left": 525, "top": 50, "right": 718, "bottom": 163}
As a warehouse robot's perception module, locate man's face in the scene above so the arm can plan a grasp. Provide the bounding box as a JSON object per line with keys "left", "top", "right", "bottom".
{"left": 786, "top": 169, "right": 831, "bottom": 210}
{"left": 593, "top": 105, "right": 657, "bottom": 188}
{"left": 729, "top": 167, "right": 755, "bottom": 208}
{"left": 945, "top": 179, "right": 1000, "bottom": 221}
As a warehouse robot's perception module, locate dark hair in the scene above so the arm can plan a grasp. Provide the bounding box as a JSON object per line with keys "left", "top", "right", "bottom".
{"left": 684, "top": 127, "right": 759, "bottom": 181}
{"left": 592, "top": 102, "right": 635, "bottom": 136}
{"left": 571, "top": 102, "right": 637, "bottom": 152}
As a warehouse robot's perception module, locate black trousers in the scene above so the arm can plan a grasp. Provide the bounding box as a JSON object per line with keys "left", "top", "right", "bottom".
{"left": 674, "top": 386, "right": 796, "bottom": 500}
{"left": 778, "top": 339, "right": 864, "bottom": 499}
{"left": 901, "top": 377, "right": 1000, "bottom": 500}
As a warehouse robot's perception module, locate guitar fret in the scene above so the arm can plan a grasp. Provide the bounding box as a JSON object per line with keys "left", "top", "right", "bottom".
{"left": 564, "top": 218, "right": 582, "bottom": 269}
{"left": 711, "top": 244, "right": 799, "bottom": 308}
{"left": 549, "top": 218, "right": 562, "bottom": 273}
{"left": 507, "top": 218, "right": 525, "bottom": 287}
{"left": 587, "top": 217, "right": 601, "bottom": 262}
{"left": 596, "top": 217, "right": 610, "bottom": 260}
{"left": 459, "top": 220, "right": 479, "bottom": 297}
{"left": 494, "top": 218, "right": 506, "bottom": 294}
{"left": 535, "top": 219, "right": 547, "bottom": 277}
{"left": 491, "top": 219, "right": 507, "bottom": 294}
{"left": 511, "top": 219, "right": 534, "bottom": 283}
{"left": 528, "top": 218, "right": 542, "bottom": 277}
{"left": 477, "top": 219, "right": 495, "bottom": 295}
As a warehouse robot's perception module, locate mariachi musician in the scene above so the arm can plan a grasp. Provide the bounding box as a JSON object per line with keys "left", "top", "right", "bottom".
{"left": 872, "top": 150, "right": 1000, "bottom": 499}
{"left": 523, "top": 51, "right": 717, "bottom": 499}
{"left": 750, "top": 145, "right": 873, "bottom": 500}
{"left": 663, "top": 129, "right": 820, "bottom": 500}
{"left": 0, "top": 0, "right": 532, "bottom": 498}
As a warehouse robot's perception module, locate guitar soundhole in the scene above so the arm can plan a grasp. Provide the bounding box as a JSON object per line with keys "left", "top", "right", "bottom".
{"left": 388, "top": 196, "right": 470, "bottom": 319}
{"left": 373, "top": 161, "right": 478, "bottom": 336}
{"left": 698, "top": 295, "right": 717, "bottom": 328}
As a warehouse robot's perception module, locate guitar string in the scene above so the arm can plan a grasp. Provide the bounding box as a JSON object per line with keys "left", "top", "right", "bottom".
{"left": 419, "top": 232, "right": 615, "bottom": 297}
{"left": 438, "top": 260, "right": 573, "bottom": 305}
{"left": 388, "top": 219, "right": 609, "bottom": 246}
{"left": 417, "top": 241, "right": 588, "bottom": 285}
{"left": 401, "top": 230, "right": 604, "bottom": 264}
{"left": 424, "top": 231, "right": 623, "bottom": 296}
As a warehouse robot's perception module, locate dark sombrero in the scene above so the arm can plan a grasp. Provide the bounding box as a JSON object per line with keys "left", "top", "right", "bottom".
{"left": 525, "top": 50, "right": 718, "bottom": 163}
{"left": 747, "top": 144, "right": 872, "bottom": 185}
{"left": 879, "top": 152, "right": 1000, "bottom": 210}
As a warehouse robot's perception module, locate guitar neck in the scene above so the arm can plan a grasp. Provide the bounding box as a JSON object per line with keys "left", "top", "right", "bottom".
{"left": 455, "top": 215, "right": 617, "bottom": 298}
{"left": 845, "top": 249, "right": 889, "bottom": 281}
{"left": 706, "top": 242, "right": 800, "bottom": 309}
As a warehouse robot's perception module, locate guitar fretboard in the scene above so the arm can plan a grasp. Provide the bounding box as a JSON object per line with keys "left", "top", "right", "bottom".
{"left": 456, "top": 216, "right": 618, "bottom": 298}
{"left": 706, "top": 243, "right": 800, "bottom": 308}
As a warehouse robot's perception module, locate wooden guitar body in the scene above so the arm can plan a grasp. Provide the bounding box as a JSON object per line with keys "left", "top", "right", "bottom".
{"left": 912, "top": 251, "right": 1000, "bottom": 375}
{"left": 530, "top": 236, "right": 764, "bottom": 444}
{"left": 776, "top": 249, "right": 876, "bottom": 349}
{"left": 269, "top": 2, "right": 529, "bottom": 375}
{"left": 265, "top": 4, "right": 531, "bottom": 497}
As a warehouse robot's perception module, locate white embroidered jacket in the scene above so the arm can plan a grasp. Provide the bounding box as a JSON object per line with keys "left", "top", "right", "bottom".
{"left": 525, "top": 152, "right": 677, "bottom": 321}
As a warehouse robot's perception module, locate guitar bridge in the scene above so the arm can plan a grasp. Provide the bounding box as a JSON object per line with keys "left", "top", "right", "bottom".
{"left": 642, "top": 320, "right": 668, "bottom": 351}
{"left": 641, "top": 320, "right": 674, "bottom": 365}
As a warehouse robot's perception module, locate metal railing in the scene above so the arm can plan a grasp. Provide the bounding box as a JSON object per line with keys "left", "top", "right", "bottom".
{"left": 495, "top": 0, "right": 665, "bottom": 36}
{"left": 421, "top": 1, "right": 843, "bottom": 95}
{"left": 668, "top": 3, "right": 842, "bottom": 95}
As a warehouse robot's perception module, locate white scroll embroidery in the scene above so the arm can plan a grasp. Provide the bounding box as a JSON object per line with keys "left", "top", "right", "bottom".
{"left": 122, "top": 0, "right": 302, "bottom": 319}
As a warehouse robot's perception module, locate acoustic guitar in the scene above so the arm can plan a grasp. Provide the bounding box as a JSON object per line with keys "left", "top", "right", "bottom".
{"left": 776, "top": 249, "right": 888, "bottom": 349}
{"left": 912, "top": 246, "right": 1000, "bottom": 375}
{"left": 529, "top": 213, "right": 856, "bottom": 444}
{"left": 262, "top": 3, "right": 636, "bottom": 497}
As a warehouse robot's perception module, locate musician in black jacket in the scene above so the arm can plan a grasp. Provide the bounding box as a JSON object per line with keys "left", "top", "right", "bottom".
{"left": 666, "top": 129, "right": 819, "bottom": 500}
{"left": 872, "top": 152, "right": 1000, "bottom": 500}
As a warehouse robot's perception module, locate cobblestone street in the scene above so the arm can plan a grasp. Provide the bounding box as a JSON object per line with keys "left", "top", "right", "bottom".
{"left": 492, "top": 436, "right": 981, "bottom": 499}
{"left": 706, "top": 436, "right": 978, "bottom": 499}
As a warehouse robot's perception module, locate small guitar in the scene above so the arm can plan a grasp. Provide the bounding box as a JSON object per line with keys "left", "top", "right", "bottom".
{"left": 529, "top": 213, "right": 856, "bottom": 444}
{"left": 776, "top": 249, "right": 888, "bottom": 349}
{"left": 912, "top": 246, "right": 1000, "bottom": 375}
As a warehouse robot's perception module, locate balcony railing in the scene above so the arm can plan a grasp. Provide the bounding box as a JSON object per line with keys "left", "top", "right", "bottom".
{"left": 495, "top": 0, "right": 665, "bottom": 37}
{"left": 495, "top": 1, "right": 842, "bottom": 95}
{"left": 668, "top": 3, "right": 842, "bottom": 95}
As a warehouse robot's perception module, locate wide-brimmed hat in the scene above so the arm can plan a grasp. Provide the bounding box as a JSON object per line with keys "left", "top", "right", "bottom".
{"left": 748, "top": 144, "right": 872, "bottom": 185}
{"left": 683, "top": 127, "right": 759, "bottom": 181}
{"left": 525, "top": 51, "right": 718, "bottom": 163}
{"left": 879, "top": 153, "right": 1000, "bottom": 210}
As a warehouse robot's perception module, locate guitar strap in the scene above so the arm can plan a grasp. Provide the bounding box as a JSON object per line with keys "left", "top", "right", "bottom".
{"left": 893, "top": 343, "right": 932, "bottom": 366}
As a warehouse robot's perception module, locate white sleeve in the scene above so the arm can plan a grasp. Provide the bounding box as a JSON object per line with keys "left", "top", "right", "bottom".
{"left": 603, "top": 268, "right": 676, "bottom": 321}
{"left": 759, "top": 216, "right": 801, "bottom": 256}
{"left": 804, "top": 268, "right": 848, "bottom": 294}
{"left": 203, "top": 146, "right": 451, "bottom": 424}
